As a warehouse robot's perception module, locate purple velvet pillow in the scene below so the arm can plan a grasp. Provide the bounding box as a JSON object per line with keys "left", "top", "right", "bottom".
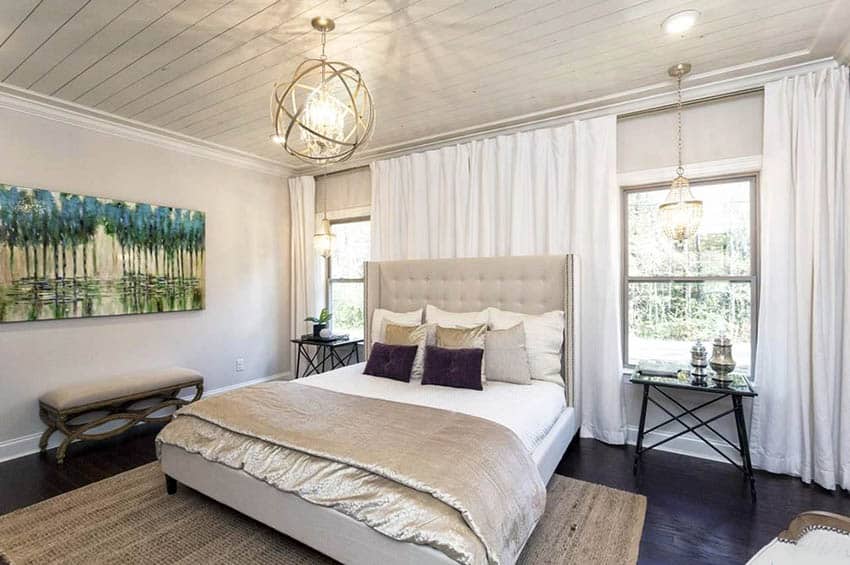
{"left": 421, "top": 345, "right": 484, "bottom": 391}
{"left": 363, "top": 342, "right": 419, "bottom": 382}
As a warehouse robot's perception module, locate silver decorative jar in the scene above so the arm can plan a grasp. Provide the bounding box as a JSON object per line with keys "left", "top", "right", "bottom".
{"left": 710, "top": 336, "right": 736, "bottom": 382}
{"left": 690, "top": 340, "right": 709, "bottom": 384}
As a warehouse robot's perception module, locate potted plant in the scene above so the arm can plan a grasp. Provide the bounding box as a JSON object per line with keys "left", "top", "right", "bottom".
{"left": 305, "top": 308, "right": 332, "bottom": 338}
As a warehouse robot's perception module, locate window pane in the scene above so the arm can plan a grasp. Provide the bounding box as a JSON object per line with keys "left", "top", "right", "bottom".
{"left": 627, "top": 280, "right": 752, "bottom": 369}
{"left": 330, "top": 281, "right": 364, "bottom": 339}
{"left": 330, "top": 221, "right": 370, "bottom": 278}
{"left": 627, "top": 180, "right": 752, "bottom": 277}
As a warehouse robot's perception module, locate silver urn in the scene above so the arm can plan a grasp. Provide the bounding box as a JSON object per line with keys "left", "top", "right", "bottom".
{"left": 690, "top": 340, "right": 709, "bottom": 384}
{"left": 710, "top": 336, "right": 736, "bottom": 382}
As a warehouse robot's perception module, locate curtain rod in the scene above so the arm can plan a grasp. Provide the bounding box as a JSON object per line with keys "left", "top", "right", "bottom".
{"left": 303, "top": 86, "right": 765, "bottom": 177}
{"left": 314, "top": 164, "right": 370, "bottom": 180}
{"left": 617, "top": 86, "right": 763, "bottom": 120}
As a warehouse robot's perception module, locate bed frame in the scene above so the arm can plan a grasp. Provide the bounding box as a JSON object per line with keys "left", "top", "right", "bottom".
{"left": 161, "top": 254, "right": 578, "bottom": 565}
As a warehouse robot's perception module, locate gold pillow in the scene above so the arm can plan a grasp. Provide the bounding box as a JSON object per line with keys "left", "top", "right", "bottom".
{"left": 436, "top": 324, "right": 487, "bottom": 349}
{"left": 383, "top": 323, "right": 436, "bottom": 379}
{"left": 385, "top": 323, "right": 422, "bottom": 345}
{"left": 436, "top": 324, "right": 487, "bottom": 382}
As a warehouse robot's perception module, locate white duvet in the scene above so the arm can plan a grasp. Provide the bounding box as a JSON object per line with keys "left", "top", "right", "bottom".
{"left": 300, "top": 363, "right": 567, "bottom": 452}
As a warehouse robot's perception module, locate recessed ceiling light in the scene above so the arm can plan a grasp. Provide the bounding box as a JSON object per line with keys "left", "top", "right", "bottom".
{"left": 662, "top": 10, "right": 700, "bottom": 35}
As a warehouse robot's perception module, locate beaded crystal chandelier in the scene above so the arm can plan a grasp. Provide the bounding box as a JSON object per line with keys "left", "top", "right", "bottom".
{"left": 659, "top": 63, "right": 703, "bottom": 242}
{"left": 270, "top": 17, "right": 375, "bottom": 165}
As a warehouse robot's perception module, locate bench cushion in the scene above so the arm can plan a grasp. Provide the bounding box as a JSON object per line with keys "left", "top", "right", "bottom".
{"left": 40, "top": 368, "right": 202, "bottom": 411}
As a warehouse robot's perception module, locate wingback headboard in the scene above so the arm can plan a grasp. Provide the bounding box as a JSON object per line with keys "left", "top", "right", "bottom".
{"left": 364, "top": 255, "right": 576, "bottom": 406}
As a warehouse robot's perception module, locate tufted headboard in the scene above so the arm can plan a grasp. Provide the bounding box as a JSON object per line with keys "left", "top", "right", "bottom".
{"left": 364, "top": 255, "right": 576, "bottom": 406}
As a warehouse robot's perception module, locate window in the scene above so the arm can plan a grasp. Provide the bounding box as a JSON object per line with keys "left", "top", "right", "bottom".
{"left": 327, "top": 219, "right": 370, "bottom": 339}
{"left": 623, "top": 176, "right": 757, "bottom": 370}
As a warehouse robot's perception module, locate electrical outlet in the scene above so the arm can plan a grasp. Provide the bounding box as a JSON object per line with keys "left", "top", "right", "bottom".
{"left": 235, "top": 358, "right": 245, "bottom": 372}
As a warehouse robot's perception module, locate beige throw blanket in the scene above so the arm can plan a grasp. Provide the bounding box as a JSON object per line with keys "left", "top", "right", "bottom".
{"left": 156, "top": 382, "right": 545, "bottom": 565}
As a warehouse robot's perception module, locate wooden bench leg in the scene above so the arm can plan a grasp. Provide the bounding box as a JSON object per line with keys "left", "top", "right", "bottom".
{"left": 38, "top": 424, "right": 56, "bottom": 452}
{"left": 56, "top": 436, "right": 73, "bottom": 465}
{"left": 166, "top": 475, "right": 177, "bottom": 495}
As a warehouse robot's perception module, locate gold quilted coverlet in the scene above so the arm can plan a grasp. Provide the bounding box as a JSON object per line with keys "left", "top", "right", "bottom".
{"left": 156, "top": 382, "right": 546, "bottom": 565}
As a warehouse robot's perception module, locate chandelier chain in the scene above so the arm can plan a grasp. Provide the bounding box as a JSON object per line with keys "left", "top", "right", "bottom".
{"left": 676, "top": 72, "right": 684, "bottom": 178}
{"left": 322, "top": 168, "right": 329, "bottom": 218}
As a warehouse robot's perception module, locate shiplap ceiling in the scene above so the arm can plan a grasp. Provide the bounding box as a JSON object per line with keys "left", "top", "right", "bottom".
{"left": 0, "top": 0, "right": 847, "bottom": 168}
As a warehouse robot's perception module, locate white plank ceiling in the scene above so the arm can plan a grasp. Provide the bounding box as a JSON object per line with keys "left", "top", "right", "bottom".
{"left": 0, "top": 0, "right": 847, "bottom": 166}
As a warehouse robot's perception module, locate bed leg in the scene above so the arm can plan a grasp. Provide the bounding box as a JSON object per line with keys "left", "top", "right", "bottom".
{"left": 165, "top": 475, "right": 177, "bottom": 495}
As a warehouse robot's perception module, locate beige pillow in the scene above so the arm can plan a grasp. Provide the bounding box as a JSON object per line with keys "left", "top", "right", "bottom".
{"left": 484, "top": 323, "right": 533, "bottom": 385}
{"left": 384, "top": 323, "right": 436, "bottom": 379}
{"left": 488, "top": 308, "right": 564, "bottom": 386}
{"left": 436, "top": 324, "right": 487, "bottom": 383}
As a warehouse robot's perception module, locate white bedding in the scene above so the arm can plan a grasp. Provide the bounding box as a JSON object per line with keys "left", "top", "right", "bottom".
{"left": 299, "top": 363, "right": 567, "bottom": 452}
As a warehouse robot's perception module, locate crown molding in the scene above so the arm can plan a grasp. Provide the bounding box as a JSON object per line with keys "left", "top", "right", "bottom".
{"left": 0, "top": 82, "right": 288, "bottom": 178}
{"left": 293, "top": 55, "right": 838, "bottom": 176}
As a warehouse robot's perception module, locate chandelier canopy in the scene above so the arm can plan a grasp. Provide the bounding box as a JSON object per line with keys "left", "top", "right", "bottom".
{"left": 658, "top": 63, "right": 703, "bottom": 242}
{"left": 270, "top": 17, "right": 375, "bottom": 165}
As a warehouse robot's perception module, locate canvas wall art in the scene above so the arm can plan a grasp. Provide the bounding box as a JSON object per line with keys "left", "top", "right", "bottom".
{"left": 0, "top": 183, "right": 205, "bottom": 323}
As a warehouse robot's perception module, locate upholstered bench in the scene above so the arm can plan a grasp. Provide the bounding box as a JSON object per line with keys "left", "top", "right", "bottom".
{"left": 747, "top": 511, "right": 850, "bottom": 564}
{"left": 39, "top": 367, "right": 203, "bottom": 464}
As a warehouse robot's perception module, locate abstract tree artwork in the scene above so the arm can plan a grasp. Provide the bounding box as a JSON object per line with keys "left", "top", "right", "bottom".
{"left": 0, "top": 183, "right": 205, "bottom": 323}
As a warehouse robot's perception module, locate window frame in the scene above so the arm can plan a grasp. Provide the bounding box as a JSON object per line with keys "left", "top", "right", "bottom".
{"left": 325, "top": 216, "right": 370, "bottom": 335}
{"left": 620, "top": 173, "right": 760, "bottom": 371}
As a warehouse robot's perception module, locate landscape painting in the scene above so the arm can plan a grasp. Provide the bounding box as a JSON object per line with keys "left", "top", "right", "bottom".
{"left": 0, "top": 183, "right": 205, "bottom": 323}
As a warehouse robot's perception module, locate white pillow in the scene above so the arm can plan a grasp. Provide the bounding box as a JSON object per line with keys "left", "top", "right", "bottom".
{"left": 370, "top": 308, "right": 423, "bottom": 346}
{"left": 488, "top": 308, "right": 564, "bottom": 386}
{"left": 425, "top": 304, "right": 490, "bottom": 328}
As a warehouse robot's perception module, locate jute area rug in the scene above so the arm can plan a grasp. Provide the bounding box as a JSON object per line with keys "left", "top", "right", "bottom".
{"left": 0, "top": 463, "right": 646, "bottom": 564}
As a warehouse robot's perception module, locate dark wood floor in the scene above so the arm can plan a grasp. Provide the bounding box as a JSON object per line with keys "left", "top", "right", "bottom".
{"left": 1, "top": 425, "right": 848, "bottom": 564}
{"left": 556, "top": 439, "right": 850, "bottom": 564}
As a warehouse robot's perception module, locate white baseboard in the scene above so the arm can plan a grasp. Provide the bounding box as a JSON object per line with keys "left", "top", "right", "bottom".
{"left": 625, "top": 424, "right": 742, "bottom": 466}
{"left": 0, "top": 372, "right": 289, "bottom": 463}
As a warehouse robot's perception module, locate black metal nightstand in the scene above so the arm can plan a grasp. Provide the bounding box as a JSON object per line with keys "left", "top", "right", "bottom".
{"left": 630, "top": 368, "right": 758, "bottom": 500}
{"left": 291, "top": 337, "right": 364, "bottom": 379}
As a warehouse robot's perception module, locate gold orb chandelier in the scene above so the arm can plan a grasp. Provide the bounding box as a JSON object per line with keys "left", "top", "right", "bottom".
{"left": 659, "top": 63, "right": 703, "bottom": 242}
{"left": 270, "top": 17, "right": 375, "bottom": 165}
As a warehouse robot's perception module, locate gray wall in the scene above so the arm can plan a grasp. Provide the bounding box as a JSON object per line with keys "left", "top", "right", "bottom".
{"left": 0, "top": 106, "right": 291, "bottom": 451}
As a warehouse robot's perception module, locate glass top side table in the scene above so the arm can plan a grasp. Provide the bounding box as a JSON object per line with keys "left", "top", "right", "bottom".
{"left": 290, "top": 337, "right": 364, "bottom": 379}
{"left": 630, "top": 366, "right": 758, "bottom": 501}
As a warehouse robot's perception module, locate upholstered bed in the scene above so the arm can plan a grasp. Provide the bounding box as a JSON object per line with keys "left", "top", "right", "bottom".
{"left": 158, "top": 255, "right": 578, "bottom": 565}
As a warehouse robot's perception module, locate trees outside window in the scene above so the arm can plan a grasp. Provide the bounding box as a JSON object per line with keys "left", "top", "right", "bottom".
{"left": 623, "top": 177, "right": 757, "bottom": 369}
{"left": 327, "top": 219, "right": 369, "bottom": 339}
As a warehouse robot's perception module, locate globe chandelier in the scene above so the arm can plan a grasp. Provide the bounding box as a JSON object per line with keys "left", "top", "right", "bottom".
{"left": 270, "top": 16, "right": 375, "bottom": 165}
{"left": 658, "top": 63, "right": 703, "bottom": 242}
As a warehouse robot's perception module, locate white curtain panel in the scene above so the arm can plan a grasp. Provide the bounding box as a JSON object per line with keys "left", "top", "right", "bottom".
{"left": 371, "top": 145, "right": 471, "bottom": 259}
{"left": 288, "top": 175, "right": 324, "bottom": 376}
{"left": 750, "top": 65, "right": 850, "bottom": 490}
{"left": 370, "top": 116, "right": 626, "bottom": 444}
